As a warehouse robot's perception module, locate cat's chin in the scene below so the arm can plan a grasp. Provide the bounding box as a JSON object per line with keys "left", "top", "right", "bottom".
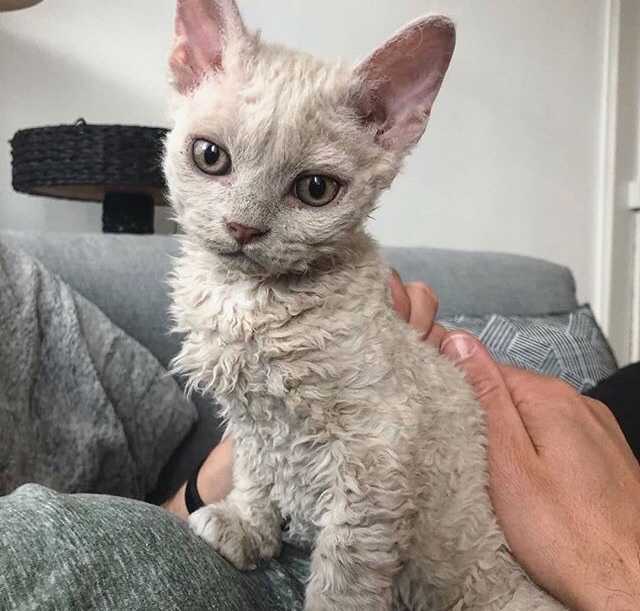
{"left": 215, "top": 249, "right": 270, "bottom": 276}
{"left": 213, "top": 248, "right": 315, "bottom": 279}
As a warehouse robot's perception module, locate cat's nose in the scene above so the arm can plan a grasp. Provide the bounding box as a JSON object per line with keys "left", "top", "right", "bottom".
{"left": 225, "top": 221, "right": 267, "bottom": 245}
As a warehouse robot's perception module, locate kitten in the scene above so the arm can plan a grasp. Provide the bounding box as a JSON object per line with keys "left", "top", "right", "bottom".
{"left": 164, "top": 1, "right": 566, "bottom": 609}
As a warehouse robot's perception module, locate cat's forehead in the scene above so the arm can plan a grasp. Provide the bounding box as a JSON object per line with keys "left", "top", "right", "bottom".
{"left": 242, "top": 43, "right": 353, "bottom": 107}
{"left": 183, "top": 43, "right": 365, "bottom": 172}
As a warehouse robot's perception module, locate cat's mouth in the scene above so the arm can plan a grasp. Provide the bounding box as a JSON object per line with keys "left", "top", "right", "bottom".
{"left": 216, "top": 247, "right": 267, "bottom": 273}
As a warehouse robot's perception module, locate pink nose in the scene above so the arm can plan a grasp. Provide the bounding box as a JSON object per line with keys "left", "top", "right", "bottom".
{"left": 225, "top": 221, "right": 266, "bottom": 245}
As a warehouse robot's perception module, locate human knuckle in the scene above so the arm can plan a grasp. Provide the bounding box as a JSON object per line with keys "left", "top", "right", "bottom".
{"left": 474, "top": 378, "right": 501, "bottom": 401}
{"left": 516, "top": 377, "right": 576, "bottom": 412}
{"left": 419, "top": 282, "right": 437, "bottom": 300}
{"left": 408, "top": 281, "right": 437, "bottom": 302}
{"left": 514, "top": 396, "right": 547, "bottom": 418}
{"left": 546, "top": 377, "right": 577, "bottom": 398}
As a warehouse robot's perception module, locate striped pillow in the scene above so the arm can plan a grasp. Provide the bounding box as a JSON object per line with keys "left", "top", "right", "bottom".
{"left": 439, "top": 305, "right": 617, "bottom": 392}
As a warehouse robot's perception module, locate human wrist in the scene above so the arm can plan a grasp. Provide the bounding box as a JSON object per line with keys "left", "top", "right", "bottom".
{"left": 162, "top": 440, "right": 234, "bottom": 520}
{"left": 195, "top": 440, "right": 234, "bottom": 505}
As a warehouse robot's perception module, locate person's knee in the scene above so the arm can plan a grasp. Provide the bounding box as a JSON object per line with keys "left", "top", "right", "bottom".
{"left": 5, "top": 482, "right": 57, "bottom": 504}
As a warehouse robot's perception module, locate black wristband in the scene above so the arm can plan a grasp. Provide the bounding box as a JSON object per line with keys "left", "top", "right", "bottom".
{"left": 185, "top": 460, "right": 206, "bottom": 514}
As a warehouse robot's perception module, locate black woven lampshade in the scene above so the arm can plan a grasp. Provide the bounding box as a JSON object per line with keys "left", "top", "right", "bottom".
{"left": 11, "top": 121, "right": 170, "bottom": 234}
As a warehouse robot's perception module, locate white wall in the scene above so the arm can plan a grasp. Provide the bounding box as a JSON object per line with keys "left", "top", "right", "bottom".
{"left": 604, "top": 0, "right": 640, "bottom": 363}
{"left": 1, "top": 0, "right": 606, "bottom": 307}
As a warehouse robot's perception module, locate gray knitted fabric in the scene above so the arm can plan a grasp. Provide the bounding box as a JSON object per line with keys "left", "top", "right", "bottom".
{"left": 0, "top": 484, "right": 309, "bottom": 611}
{"left": 0, "top": 242, "right": 197, "bottom": 499}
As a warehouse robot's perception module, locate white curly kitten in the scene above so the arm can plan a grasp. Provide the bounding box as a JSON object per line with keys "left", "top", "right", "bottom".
{"left": 164, "top": 1, "right": 566, "bottom": 609}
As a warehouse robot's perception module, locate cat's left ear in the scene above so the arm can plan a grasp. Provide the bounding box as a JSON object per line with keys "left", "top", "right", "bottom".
{"left": 170, "top": 0, "right": 248, "bottom": 94}
{"left": 354, "top": 16, "right": 455, "bottom": 152}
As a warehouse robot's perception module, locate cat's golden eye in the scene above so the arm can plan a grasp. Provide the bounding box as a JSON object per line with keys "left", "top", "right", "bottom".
{"left": 192, "top": 139, "right": 232, "bottom": 176}
{"left": 294, "top": 175, "right": 340, "bottom": 207}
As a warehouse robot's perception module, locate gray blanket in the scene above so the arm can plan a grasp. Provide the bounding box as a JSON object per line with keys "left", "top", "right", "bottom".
{"left": 0, "top": 242, "right": 197, "bottom": 499}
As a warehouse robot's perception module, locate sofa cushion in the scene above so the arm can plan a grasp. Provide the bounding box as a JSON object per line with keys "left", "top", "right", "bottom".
{"left": 385, "top": 246, "right": 578, "bottom": 318}
{"left": 440, "top": 305, "right": 617, "bottom": 392}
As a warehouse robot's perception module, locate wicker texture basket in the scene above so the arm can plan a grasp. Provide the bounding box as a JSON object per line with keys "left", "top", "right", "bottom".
{"left": 11, "top": 121, "right": 170, "bottom": 206}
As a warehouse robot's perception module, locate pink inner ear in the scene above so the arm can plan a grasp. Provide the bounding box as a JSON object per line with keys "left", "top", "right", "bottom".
{"left": 171, "top": 0, "right": 244, "bottom": 93}
{"left": 357, "top": 17, "right": 456, "bottom": 151}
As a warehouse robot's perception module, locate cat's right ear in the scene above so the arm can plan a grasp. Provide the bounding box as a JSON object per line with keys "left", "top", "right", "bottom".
{"left": 170, "top": 0, "right": 248, "bottom": 94}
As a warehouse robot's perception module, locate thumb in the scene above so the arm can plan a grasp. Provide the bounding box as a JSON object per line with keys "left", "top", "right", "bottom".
{"left": 440, "top": 332, "right": 534, "bottom": 458}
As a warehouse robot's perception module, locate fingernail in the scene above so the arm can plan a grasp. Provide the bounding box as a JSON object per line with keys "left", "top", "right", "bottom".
{"left": 441, "top": 334, "right": 476, "bottom": 362}
{"left": 390, "top": 268, "right": 401, "bottom": 282}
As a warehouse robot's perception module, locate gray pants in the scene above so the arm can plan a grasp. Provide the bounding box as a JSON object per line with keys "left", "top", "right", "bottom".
{"left": 0, "top": 484, "right": 309, "bottom": 610}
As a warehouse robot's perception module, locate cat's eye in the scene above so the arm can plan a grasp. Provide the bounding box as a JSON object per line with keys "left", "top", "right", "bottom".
{"left": 294, "top": 175, "right": 340, "bottom": 207}
{"left": 192, "top": 139, "right": 232, "bottom": 176}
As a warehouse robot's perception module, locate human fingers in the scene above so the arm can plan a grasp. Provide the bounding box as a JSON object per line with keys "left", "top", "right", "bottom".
{"left": 389, "top": 269, "right": 411, "bottom": 323}
{"left": 404, "top": 281, "right": 439, "bottom": 340}
{"left": 425, "top": 322, "right": 448, "bottom": 348}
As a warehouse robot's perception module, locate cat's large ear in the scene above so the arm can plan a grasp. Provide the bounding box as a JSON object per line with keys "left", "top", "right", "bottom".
{"left": 355, "top": 16, "right": 455, "bottom": 152}
{"left": 170, "top": 0, "right": 248, "bottom": 94}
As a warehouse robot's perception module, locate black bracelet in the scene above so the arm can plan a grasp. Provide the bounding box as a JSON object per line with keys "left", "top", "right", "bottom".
{"left": 185, "top": 459, "right": 206, "bottom": 514}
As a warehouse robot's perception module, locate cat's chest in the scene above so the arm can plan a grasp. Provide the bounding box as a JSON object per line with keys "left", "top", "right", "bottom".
{"left": 184, "top": 281, "right": 314, "bottom": 405}
{"left": 201, "top": 286, "right": 270, "bottom": 393}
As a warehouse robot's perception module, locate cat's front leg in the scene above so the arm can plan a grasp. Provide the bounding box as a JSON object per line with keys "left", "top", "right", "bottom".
{"left": 189, "top": 446, "right": 281, "bottom": 571}
{"left": 304, "top": 518, "right": 401, "bottom": 611}
{"left": 304, "top": 445, "right": 409, "bottom": 611}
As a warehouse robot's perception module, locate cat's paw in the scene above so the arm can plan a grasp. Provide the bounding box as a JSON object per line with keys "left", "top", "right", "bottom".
{"left": 189, "top": 504, "right": 261, "bottom": 570}
{"left": 304, "top": 593, "right": 377, "bottom": 611}
{"left": 304, "top": 594, "right": 391, "bottom": 611}
{"left": 304, "top": 584, "right": 391, "bottom": 611}
{"left": 303, "top": 591, "right": 333, "bottom": 611}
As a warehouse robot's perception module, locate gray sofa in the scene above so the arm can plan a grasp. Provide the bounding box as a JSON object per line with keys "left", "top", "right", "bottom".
{"left": 0, "top": 231, "right": 581, "bottom": 502}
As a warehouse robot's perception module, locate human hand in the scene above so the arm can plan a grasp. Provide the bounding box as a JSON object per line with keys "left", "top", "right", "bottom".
{"left": 389, "top": 269, "right": 446, "bottom": 346}
{"left": 441, "top": 333, "right": 640, "bottom": 611}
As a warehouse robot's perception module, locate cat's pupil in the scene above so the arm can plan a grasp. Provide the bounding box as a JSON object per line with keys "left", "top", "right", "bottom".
{"left": 204, "top": 144, "right": 220, "bottom": 166}
{"left": 308, "top": 176, "right": 326, "bottom": 199}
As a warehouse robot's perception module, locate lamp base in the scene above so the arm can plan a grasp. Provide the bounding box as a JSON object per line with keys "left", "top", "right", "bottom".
{"left": 102, "top": 192, "right": 155, "bottom": 234}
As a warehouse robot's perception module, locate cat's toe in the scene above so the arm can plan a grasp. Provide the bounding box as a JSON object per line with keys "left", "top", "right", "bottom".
{"left": 189, "top": 505, "right": 220, "bottom": 542}
{"left": 189, "top": 505, "right": 258, "bottom": 570}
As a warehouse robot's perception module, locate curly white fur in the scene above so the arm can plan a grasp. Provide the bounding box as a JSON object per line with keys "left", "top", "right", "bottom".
{"left": 165, "top": 2, "right": 566, "bottom": 609}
